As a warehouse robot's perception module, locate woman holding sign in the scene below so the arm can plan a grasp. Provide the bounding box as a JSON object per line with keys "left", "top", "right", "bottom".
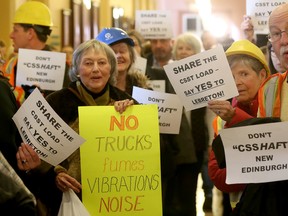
{"left": 45, "top": 39, "right": 138, "bottom": 212}
{"left": 96, "top": 27, "right": 150, "bottom": 95}
{"left": 207, "top": 40, "right": 269, "bottom": 209}
{"left": 97, "top": 28, "right": 179, "bottom": 215}
{"left": 164, "top": 32, "right": 210, "bottom": 216}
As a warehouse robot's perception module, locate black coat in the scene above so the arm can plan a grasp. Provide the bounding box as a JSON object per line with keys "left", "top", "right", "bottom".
{"left": 43, "top": 81, "right": 138, "bottom": 214}
{"left": 0, "top": 77, "right": 21, "bottom": 172}
{"left": 46, "top": 81, "right": 138, "bottom": 124}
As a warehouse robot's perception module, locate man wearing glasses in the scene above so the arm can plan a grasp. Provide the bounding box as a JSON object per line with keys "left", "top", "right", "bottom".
{"left": 258, "top": 3, "right": 288, "bottom": 119}
{"left": 230, "top": 5, "right": 288, "bottom": 215}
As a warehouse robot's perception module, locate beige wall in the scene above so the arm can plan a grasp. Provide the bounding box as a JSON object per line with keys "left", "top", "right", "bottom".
{"left": 0, "top": 0, "right": 245, "bottom": 54}
{"left": 156, "top": 0, "right": 245, "bottom": 39}
{"left": 0, "top": 1, "right": 14, "bottom": 53}
{"left": 46, "top": 0, "right": 70, "bottom": 50}
{"left": 211, "top": 0, "right": 246, "bottom": 39}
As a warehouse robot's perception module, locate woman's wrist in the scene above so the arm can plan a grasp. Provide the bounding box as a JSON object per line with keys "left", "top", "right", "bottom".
{"left": 54, "top": 165, "right": 67, "bottom": 175}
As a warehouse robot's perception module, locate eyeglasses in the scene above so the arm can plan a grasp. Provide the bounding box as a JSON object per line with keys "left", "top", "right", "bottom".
{"left": 268, "top": 29, "right": 288, "bottom": 42}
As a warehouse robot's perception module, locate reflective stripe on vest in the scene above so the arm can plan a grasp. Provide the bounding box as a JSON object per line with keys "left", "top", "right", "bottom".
{"left": 258, "top": 72, "right": 287, "bottom": 117}
{"left": 212, "top": 116, "right": 226, "bottom": 135}
{"left": 3, "top": 56, "right": 25, "bottom": 105}
{"left": 3, "top": 56, "right": 18, "bottom": 86}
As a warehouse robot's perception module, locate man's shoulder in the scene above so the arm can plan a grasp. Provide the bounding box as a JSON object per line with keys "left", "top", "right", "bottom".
{"left": 0, "top": 76, "right": 11, "bottom": 88}
{"left": 261, "top": 72, "right": 287, "bottom": 88}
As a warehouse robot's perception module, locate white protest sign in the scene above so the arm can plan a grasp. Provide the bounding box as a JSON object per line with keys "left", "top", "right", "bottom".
{"left": 134, "top": 56, "right": 147, "bottom": 74}
{"left": 135, "top": 10, "right": 173, "bottom": 39}
{"left": 148, "top": 80, "right": 166, "bottom": 93}
{"left": 246, "top": 0, "right": 288, "bottom": 34}
{"left": 132, "top": 86, "right": 183, "bottom": 134}
{"left": 163, "top": 45, "right": 238, "bottom": 111}
{"left": 220, "top": 121, "right": 288, "bottom": 184}
{"left": 16, "top": 48, "right": 66, "bottom": 91}
{"left": 12, "top": 88, "right": 86, "bottom": 166}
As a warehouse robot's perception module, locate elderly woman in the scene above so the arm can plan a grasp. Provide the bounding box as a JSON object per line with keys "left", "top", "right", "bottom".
{"left": 45, "top": 39, "right": 137, "bottom": 207}
{"left": 96, "top": 27, "right": 150, "bottom": 95}
{"left": 208, "top": 40, "right": 269, "bottom": 210}
{"left": 97, "top": 28, "right": 182, "bottom": 215}
{"left": 164, "top": 32, "right": 209, "bottom": 216}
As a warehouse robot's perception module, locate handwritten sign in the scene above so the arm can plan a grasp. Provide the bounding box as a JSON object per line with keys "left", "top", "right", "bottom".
{"left": 220, "top": 122, "right": 288, "bottom": 184}
{"left": 132, "top": 86, "right": 183, "bottom": 134}
{"left": 246, "top": 0, "right": 288, "bottom": 34}
{"left": 12, "top": 88, "right": 86, "bottom": 166}
{"left": 163, "top": 45, "right": 238, "bottom": 111}
{"left": 135, "top": 10, "right": 173, "bottom": 39}
{"left": 79, "top": 105, "right": 162, "bottom": 216}
{"left": 16, "top": 48, "right": 66, "bottom": 91}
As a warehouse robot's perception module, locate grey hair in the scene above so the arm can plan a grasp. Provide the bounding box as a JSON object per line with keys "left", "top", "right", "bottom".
{"left": 172, "top": 32, "right": 202, "bottom": 60}
{"left": 127, "top": 44, "right": 137, "bottom": 74}
{"left": 69, "top": 39, "right": 118, "bottom": 85}
{"left": 227, "top": 54, "right": 266, "bottom": 77}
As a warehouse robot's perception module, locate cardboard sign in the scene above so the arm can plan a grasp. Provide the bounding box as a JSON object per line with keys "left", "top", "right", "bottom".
{"left": 135, "top": 10, "right": 173, "bottom": 39}
{"left": 220, "top": 122, "right": 288, "bottom": 184}
{"left": 246, "top": 0, "right": 288, "bottom": 34}
{"left": 132, "top": 86, "right": 183, "bottom": 134}
{"left": 79, "top": 105, "right": 162, "bottom": 215}
{"left": 163, "top": 45, "right": 238, "bottom": 111}
{"left": 12, "top": 88, "right": 85, "bottom": 166}
{"left": 16, "top": 49, "right": 66, "bottom": 91}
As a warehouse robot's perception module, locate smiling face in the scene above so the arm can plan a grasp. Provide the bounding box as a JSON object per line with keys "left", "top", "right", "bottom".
{"left": 78, "top": 48, "right": 111, "bottom": 93}
{"left": 231, "top": 62, "right": 265, "bottom": 104}
{"left": 110, "top": 42, "right": 132, "bottom": 74}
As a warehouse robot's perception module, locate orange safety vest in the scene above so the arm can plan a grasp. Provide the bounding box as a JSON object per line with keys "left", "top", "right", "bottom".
{"left": 3, "top": 56, "right": 25, "bottom": 106}
{"left": 258, "top": 72, "right": 287, "bottom": 118}
{"left": 212, "top": 113, "right": 242, "bottom": 209}
{"left": 212, "top": 115, "right": 226, "bottom": 136}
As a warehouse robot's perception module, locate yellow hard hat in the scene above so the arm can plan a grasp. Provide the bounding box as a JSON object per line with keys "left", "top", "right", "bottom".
{"left": 225, "top": 39, "right": 270, "bottom": 75}
{"left": 13, "top": 1, "right": 53, "bottom": 27}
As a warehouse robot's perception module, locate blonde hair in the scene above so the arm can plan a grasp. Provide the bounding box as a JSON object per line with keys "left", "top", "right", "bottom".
{"left": 172, "top": 32, "right": 202, "bottom": 60}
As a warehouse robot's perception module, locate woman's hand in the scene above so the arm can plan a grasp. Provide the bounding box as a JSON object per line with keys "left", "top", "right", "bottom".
{"left": 114, "top": 99, "right": 134, "bottom": 114}
{"left": 56, "top": 172, "right": 82, "bottom": 193}
{"left": 208, "top": 100, "right": 235, "bottom": 122}
{"left": 16, "top": 143, "right": 41, "bottom": 172}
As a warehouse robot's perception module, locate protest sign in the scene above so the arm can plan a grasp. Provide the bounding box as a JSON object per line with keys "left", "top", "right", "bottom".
{"left": 134, "top": 56, "right": 147, "bottom": 74}
{"left": 132, "top": 86, "right": 183, "bottom": 134}
{"left": 163, "top": 45, "right": 238, "bottom": 111}
{"left": 16, "top": 48, "right": 66, "bottom": 91}
{"left": 220, "top": 122, "right": 288, "bottom": 184}
{"left": 135, "top": 10, "right": 173, "bottom": 39}
{"left": 12, "top": 88, "right": 85, "bottom": 166}
{"left": 246, "top": 0, "right": 288, "bottom": 34}
{"left": 79, "top": 105, "right": 162, "bottom": 216}
{"left": 147, "top": 80, "right": 165, "bottom": 93}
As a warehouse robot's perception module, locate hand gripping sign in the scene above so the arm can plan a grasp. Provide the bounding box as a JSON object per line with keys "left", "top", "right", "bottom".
{"left": 13, "top": 88, "right": 85, "bottom": 166}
